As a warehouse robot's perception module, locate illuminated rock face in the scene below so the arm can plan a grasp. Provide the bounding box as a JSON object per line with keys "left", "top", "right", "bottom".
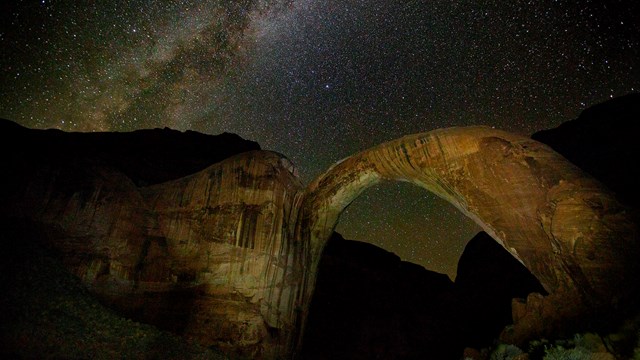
{"left": 133, "top": 151, "right": 303, "bottom": 357}
{"left": 3, "top": 121, "right": 638, "bottom": 358}
{"left": 295, "top": 126, "right": 639, "bottom": 347}
{"left": 3, "top": 148, "right": 304, "bottom": 359}
{"left": 139, "top": 151, "right": 303, "bottom": 358}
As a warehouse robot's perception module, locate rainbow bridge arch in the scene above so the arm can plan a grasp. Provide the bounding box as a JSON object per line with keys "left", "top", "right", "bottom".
{"left": 291, "top": 126, "right": 638, "bottom": 347}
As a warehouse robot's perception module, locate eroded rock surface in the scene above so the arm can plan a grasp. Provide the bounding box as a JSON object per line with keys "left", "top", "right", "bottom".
{"left": 139, "top": 151, "right": 302, "bottom": 357}
{"left": 296, "top": 126, "right": 639, "bottom": 347}
{"left": 1, "top": 121, "right": 302, "bottom": 358}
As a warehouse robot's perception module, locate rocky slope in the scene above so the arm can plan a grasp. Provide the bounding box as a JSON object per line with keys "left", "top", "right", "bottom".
{"left": 0, "top": 221, "right": 228, "bottom": 360}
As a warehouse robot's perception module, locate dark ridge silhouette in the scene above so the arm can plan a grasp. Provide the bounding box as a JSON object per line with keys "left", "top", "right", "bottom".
{"left": 532, "top": 93, "right": 640, "bottom": 208}
{"left": 0, "top": 118, "right": 260, "bottom": 187}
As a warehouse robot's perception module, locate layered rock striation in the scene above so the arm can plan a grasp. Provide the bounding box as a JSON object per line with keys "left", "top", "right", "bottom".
{"left": 296, "top": 126, "right": 639, "bottom": 347}
{"left": 138, "top": 151, "right": 302, "bottom": 356}
{"left": 1, "top": 120, "right": 302, "bottom": 358}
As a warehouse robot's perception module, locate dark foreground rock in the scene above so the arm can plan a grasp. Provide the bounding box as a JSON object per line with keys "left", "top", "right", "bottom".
{"left": 299, "top": 232, "right": 545, "bottom": 359}
{"left": 454, "top": 232, "right": 547, "bottom": 348}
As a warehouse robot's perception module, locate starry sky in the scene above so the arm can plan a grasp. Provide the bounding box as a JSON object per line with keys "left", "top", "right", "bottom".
{"left": 2, "top": 0, "right": 639, "bottom": 278}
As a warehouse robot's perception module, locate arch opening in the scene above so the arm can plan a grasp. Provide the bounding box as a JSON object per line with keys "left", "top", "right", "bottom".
{"left": 335, "top": 181, "right": 481, "bottom": 279}
{"left": 298, "top": 180, "right": 547, "bottom": 359}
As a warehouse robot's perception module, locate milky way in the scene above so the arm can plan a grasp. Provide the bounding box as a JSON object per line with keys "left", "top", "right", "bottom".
{"left": 2, "top": 0, "right": 639, "bottom": 277}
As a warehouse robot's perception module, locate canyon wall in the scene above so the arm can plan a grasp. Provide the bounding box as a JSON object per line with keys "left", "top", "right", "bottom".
{"left": 1, "top": 121, "right": 304, "bottom": 358}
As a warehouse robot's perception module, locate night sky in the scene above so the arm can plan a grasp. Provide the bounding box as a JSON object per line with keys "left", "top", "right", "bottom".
{"left": 2, "top": 0, "right": 639, "bottom": 277}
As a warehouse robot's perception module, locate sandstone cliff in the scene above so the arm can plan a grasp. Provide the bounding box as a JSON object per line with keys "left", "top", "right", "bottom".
{"left": 0, "top": 120, "right": 302, "bottom": 358}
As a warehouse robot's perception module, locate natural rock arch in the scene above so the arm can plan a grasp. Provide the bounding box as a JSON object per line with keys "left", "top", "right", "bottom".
{"left": 293, "top": 126, "right": 638, "bottom": 346}
{"left": 5, "top": 120, "right": 638, "bottom": 359}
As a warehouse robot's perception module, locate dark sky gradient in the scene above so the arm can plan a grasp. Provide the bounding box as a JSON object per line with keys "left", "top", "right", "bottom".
{"left": 2, "top": 0, "right": 639, "bottom": 277}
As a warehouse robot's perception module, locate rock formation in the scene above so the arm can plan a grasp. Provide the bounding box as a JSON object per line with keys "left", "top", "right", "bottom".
{"left": 138, "top": 150, "right": 302, "bottom": 358}
{"left": 1, "top": 120, "right": 302, "bottom": 358}
{"left": 296, "top": 126, "right": 639, "bottom": 348}
{"left": 0, "top": 221, "right": 228, "bottom": 360}
{"left": 2, "top": 111, "right": 638, "bottom": 359}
